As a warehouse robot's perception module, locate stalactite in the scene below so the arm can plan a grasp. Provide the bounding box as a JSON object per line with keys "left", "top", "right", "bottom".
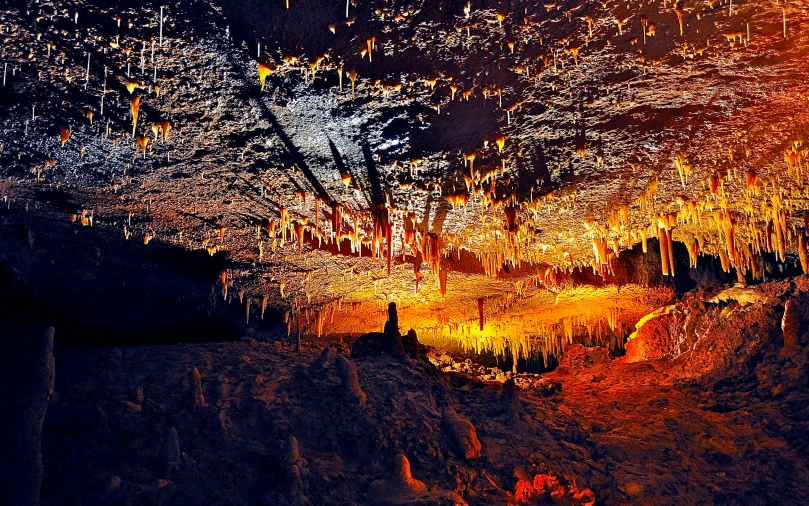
{"left": 478, "top": 298, "right": 484, "bottom": 331}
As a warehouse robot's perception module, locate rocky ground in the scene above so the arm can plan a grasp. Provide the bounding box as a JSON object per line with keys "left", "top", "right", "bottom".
{"left": 2, "top": 276, "right": 808, "bottom": 505}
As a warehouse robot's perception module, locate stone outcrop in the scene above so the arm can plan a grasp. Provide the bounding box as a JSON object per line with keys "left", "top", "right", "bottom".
{"left": 366, "top": 454, "right": 427, "bottom": 501}
{"left": 441, "top": 407, "right": 482, "bottom": 459}
{"left": 335, "top": 355, "right": 367, "bottom": 407}
{"left": 4, "top": 327, "right": 55, "bottom": 506}
{"left": 190, "top": 367, "right": 206, "bottom": 409}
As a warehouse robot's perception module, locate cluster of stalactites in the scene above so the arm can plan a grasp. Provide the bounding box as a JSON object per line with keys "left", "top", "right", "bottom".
{"left": 436, "top": 308, "right": 626, "bottom": 368}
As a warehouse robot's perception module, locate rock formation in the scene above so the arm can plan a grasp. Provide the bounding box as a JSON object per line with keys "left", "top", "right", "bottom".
{"left": 335, "top": 355, "right": 367, "bottom": 407}
{"left": 441, "top": 407, "right": 482, "bottom": 459}
{"left": 4, "top": 327, "right": 55, "bottom": 506}
{"left": 366, "top": 454, "right": 427, "bottom": 502}
{"left": 190, "top": 367, "right": 206, "bottom": 408}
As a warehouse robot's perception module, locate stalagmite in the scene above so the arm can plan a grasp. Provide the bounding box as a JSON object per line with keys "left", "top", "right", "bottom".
{"left": 8, "top": 327, "right": 55, "bottom": 506}
{"left": 190, "top": 367, "right": 206, "bottom": 408}
{"left": 159, "top": 427, "right": 181, "bottom": 464}
{"left": 335, "top": 355, "right": 366, "bottom": 407}
{"left": 782, "top": 299, "right": 800, "bottom": 347}
{"left": 500, "top": 378, "right": 522, "bottom": 424}
{"left": 366, "top": 455, "right": 427, "bottom": 500}
{"left": 441, "top": 407, "right": 482, "bottom": 459}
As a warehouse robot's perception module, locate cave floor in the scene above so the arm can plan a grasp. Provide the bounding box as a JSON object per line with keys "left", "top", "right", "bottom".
{"left": 39, "top": 324, "right": 809, "bottom": 505}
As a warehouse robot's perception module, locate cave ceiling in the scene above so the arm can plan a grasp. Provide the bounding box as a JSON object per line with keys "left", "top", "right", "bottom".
{"left": 1, "top": 0, "right": 808, "bottom": 357}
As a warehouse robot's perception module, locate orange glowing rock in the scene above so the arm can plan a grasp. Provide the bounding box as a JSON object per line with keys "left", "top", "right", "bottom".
{"left": 709, "top": 173, "right": 720, "bottom": 195}
{"left": 640, "top": 15, "right": 649, "bottom": 44}
{"left": 617, "top": 17, "right": 629, "bottom": 35}
{"left": 504, "top": 207, "right": 518, "bottom": 232}
{"left": 567, "top": 45, "right": 581, "bottom": 66}
{"left": 385, "top": 220, "right": 393, "bottom": 276}
{"left": 220, "top": 271, "right": 228, "bottom": 299}
{"left": 130, "top": 96, "right": 141, "bottom": 136}
{"left": 258, "top": 63, "right": 275, "bottom": 91}
{"left": 331, "top": 203, "right": 343, "bottom": 238}
{"left": 126, "top": 82, "right": 138, "bottom": 94}
{"left": 160, "top": 120, "right": 172, "bottom": 141}
{"left": 59, "top": 126, "right": 70, "bottom": 147}
{"left": 348, "top": 69, "right": 358, "bottom": 92}
{"left": 465, "top": 152, "right": 476, "bottom": 177}
{"left": 294, "top": 222, "right": 306, "bottom": 255}
{"left": 366, "top": 37, "right": 376, "bottom": 62}
{"left": 136, "top": 135, "right": 149, "bottom": 157}
{"left": 85, "top": 110, "right": 94, "bottom": 125}
{"left": 674, "top": 153, "right": 691, "bottom": 189}
{"left": 675, "top": 7, "right": 684, "bottom": 36}
{"left": 438, "top": 265, "right": 448, "bottom": 296}
{"left": 495, "top": 136, "right": 505, "bottom": 153}
{"left": 745, "top": 170, "right": 757, "bottom": 191}
{"left": 445, "top": 193, "right": 468, "bottom": 211}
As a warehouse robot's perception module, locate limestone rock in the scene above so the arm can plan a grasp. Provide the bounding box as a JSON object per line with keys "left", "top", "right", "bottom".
{"left": 159, "top": 427, "right": 181, "bottom": 464}
{"left": 499, "top": 378, "right": 522, "bottom": 424}
{"left": 708, "top": 285, "right": 763, "bottom": 307}
{"left": 190, "top": 367, "right": 206, "bottom": 408}
{"left": 441, "top": 407, "right": 481, "bottom": 459}
{"left": 782, "top": 298, "right": 800, "bottom": 347}
{"left": 7, "top": 326, "right": 55, "bottom": 506}
{"left": 402, "top": 329, "right": 422, "bottom": 360}
{"left": 557, "top": 344, "right": 611, "bottom": 369}
{"left": 335, "top": 355, "right": 367, "bottom": 407}
{"left": 310, "top": 346, "right": 331, "bottom": 372}
{"left": 366, "top": 454, "right": 427, "bottom": 502}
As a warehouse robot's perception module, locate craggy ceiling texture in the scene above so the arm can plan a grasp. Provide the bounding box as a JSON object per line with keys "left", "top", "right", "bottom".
{"left": 1, "top": 0, "right": 808, "bottom": 362}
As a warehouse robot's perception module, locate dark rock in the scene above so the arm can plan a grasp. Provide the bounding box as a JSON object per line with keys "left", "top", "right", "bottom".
{"left": 159, "top": 427, "right": 181, "bottom": 464}
{"left": 500, "top": 378, "right": 522, "bottom": 424}
{"left": 310, "top": 346, "right": 331, "bottom": 373}
{"left": 441, "top": 407, "right": 481, "bottom": 459}
{"left": 190, "top": 367, "right": 206, "bottom": 409}
{"left": 351, "top": 303, "right": 408, "bottom": 361}
{"left": 5, "top": 326, "right": 54, "bottom": 506}
{"left": 335, "top": 355, "right": 367, "bottom": 407}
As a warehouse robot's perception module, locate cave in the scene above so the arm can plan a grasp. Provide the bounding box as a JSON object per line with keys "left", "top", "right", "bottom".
{"left": 1, "top": 0, "right": 809, "bottom": 504}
